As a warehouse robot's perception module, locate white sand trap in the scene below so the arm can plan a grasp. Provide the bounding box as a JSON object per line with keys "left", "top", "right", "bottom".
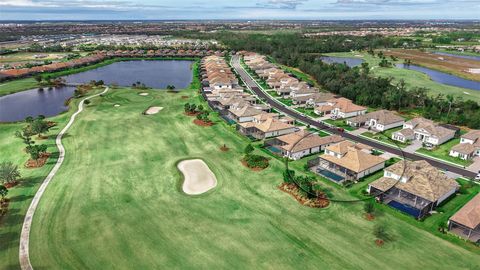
{"left": 139, "top": 92, "right": 149, "bottom": 96}
{"left": 464, "top": 92, "right": 471, "bottom": 95}
{"left": 145, "top": 106, "right": 163, "bottom": 115}
{"left": 178, "top": 159, "right": 217, "bottom": 195}
{"left": 114, "top": 104, "right": 120, "bottom": 107}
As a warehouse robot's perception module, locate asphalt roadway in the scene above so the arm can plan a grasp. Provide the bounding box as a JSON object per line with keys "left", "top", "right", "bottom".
{"left": 230, "top": 55, "right": 476, "bottom": 179}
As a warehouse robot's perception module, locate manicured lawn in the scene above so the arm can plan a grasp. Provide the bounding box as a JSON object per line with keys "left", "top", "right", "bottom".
{"left": 324, "top": 52, "right": 480, "bottom": 103}
{"left": 0, "top": 78, "right": 39, "bottom": 96}
{"left": 361, "top": 127, "right": 410, "bottom": 148}
{"left": 8, "top": 87, "right": 476, "bottom": 269}
{"left": 295, "top": 107, "right": 318, "bottom": 118}
{"left": 323, "top": 118, "right": 356, "bottom": 131}
{"left": 0, "top": 91, "right": 96, "bottom": 269}
{"left": 416, "top": 138, "right": 473, "bottom": 167}
{"left": 276, "top": 97, "right": 293, "bottom": 106}
{"left": 307, "top": 127, "right": 330, "bottom": 137}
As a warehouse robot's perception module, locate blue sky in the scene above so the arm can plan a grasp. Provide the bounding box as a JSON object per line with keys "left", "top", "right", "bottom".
{"left": 0, "top": 0, "right": 479, "bottom": 20}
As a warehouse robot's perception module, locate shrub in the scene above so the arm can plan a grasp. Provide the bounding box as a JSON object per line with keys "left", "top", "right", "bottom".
{"left": 244, "top": 144, "right": 254, "bottom": 155}
{"left": 244, "top": 154, "right": 269, "bottom": 169}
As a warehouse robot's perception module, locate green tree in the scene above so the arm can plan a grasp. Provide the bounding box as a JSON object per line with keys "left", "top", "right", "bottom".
{"left": 30, "top": 117, "right": 51, "bottom": 138}
{"left": 244, "top": 144, "right": 254, "bottom": 155}
{"left": 0, "top": 162, "right": 21, "bottom": 184}
{"left": 0, "top": 185, "right": 8, "bottom": 202}
{"left": 373, "top": 224, "right": 392, "bottom": 242}
{"left": 26, "top": 144, "right": 48, "bottom": 162}
{"left": 364, "top": 201, "right": 375, "bottom": 214}
{"left": 15, "top": 130, "right": 34, "bottom": 147}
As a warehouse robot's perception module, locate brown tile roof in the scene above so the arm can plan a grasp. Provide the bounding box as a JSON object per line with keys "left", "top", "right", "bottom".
{"left": 369, "top": 160, "right": 459, "bottom": 202}
{"left": 228, "top": 105, "right": 263, "bottom": 118}
{"left": 450, "top": 143, "right": 478, "bottom": 155}
{"left": 462, "top": 130, "right": 480, "bottom": 141}
{"left": 320, "top": 147, "right": 385, "bottom": 173}
{"left": 278, "top": 131, "right": 344, "bottom": 152}
{"left": 349, "top": 110, "right": 404, "bottom": 125}
{"left": 450, "top": 193, "right": 480, "bottom": 229}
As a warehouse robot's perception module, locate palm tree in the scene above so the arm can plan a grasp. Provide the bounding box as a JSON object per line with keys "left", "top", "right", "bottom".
{"left": 446, "top": 94, "right": 455, "bottom": 118}
{"left": 0, "top": 162, "right": 21, "bottom": 184}
{"left": 0, "top": 185, "right": 7, "bottom": 202}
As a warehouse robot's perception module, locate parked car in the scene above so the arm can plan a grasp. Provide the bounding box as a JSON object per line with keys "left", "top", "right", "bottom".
{"left": 475, "top": 171, "right": 480, "bottom": 181}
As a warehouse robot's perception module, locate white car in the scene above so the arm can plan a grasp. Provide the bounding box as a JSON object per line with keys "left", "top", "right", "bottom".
{"left": 475, "top": 172, "right": 480, "bottom": 181}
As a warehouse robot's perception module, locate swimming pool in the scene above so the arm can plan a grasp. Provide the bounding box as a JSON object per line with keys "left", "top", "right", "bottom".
{"left": 317, "top": 169, "right": 345, "bottom": 182}
{"left": 388, "top": 200, "right": 422, "bottom": 218}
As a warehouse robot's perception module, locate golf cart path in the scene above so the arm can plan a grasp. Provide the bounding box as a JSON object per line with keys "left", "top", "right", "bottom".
{"left": 19, "top": 87, "right": 109, "bottom": 270}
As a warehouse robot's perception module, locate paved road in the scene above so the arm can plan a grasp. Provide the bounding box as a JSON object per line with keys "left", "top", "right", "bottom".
{"left": 19, "top": 87, "right": 110, "bottom": 270}
{"left": 231, "top": 55, "right": 477, "bottom": 179}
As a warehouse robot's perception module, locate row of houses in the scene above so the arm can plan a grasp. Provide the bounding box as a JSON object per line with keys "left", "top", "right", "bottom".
{"left": 0, "top": 53, "right": 106, "bottom": 80}
{"left": 0, "top": 49, "right": 225, "bottom": 81}
{"left": 201, "top": 55, "right": 480, "bottom": 242}
{"left": 103, "top": 49, "right": 226, "bottom": 58}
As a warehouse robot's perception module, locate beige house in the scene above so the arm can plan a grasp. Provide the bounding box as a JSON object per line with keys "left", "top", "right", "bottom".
{"left": 369, "top": 160, "right": 459, "bottom": 219}
{"left": 448, "top": 193, "right": 480, "bottom": 242}
{"left": 449, "top": 130, "right": 480, "bottom": 160}
{"left": 228, "top": 105, "right": 263, "bottom": 123}
{"left": 346, "top": 110, "right": 405, "bottom": 131}
{"left": 314, "top": 97, "right": 367, "bottom": 119}
{"left": 267, "top": 130, "right": 344, "bottom": 160}
{"left": 391, "top": 117, "right": 456, "bottom": 146}
{"left": 238, "top": 117, "right": 297, "bottom": 140}
{"left": 311, "top": 141, "right": 386, "bottom": 182}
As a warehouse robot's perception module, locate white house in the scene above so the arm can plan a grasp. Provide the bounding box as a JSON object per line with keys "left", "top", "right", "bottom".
{"left": 346, "top": 110, "right": 405, "bottom": 131}
{"left": 391, "top": 117, "right": 455, "bottom": 146}
{"left": 449, "top": 130, "right": 480, "bottom": 160}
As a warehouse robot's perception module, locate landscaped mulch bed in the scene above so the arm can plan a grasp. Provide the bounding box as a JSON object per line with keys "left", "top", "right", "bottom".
{"left": 184, "top": 111, "right": 200, "bottom": 117}
{"left": 181, "top": 96, "right": 189, "bottom": 99}
{"left": 375, "top": 239, "right": 384, "bottom": 247}
{"left": 25, "top": 152, "right": 51, "bottom": 168}
{"left": 193, "top": 119, "right": 214, "bottom": 127}
{"left": 0, "top": 199, "right": 10, "bottom": 219}
{"left": 364, "top": 213, "right": 375, "bottom": 221}
{"left": 240, "top": 160, "right": 268, "bottom": 171}
{"left": 3, "top": 181, "right": 19, "bottom": 189}
{"left": 220, "top": 145, "right": 230, "bottom": 152}
{"left": 278, "top": 183, "right": 330, "bottom": 208}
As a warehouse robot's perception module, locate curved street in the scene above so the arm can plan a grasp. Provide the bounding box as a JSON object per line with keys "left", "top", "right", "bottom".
{"left": 230, "top": 55, "right": 476, "bottom": 179}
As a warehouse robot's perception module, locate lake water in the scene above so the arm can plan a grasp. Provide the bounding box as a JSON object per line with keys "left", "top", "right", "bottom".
{"left": 320, "top": 56, "right": 364, "bottom": 67}
{"left": 396, "top": 63, "right": 480, "bottom": 91}
{"left": 63, "top": 60, "right": 193, "bottom": 89}
{"left": 433, "top": 51, "right": 480, "bottom": 62}
{"left": 0, "top": 60, "right": 194, "bottom": 122}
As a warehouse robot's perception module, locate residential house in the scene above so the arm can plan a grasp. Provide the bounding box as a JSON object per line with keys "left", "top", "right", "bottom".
{"left": 266, "top": 130, "right": 344, "bottom": 160}
{"left": 228, "top": 105, "right": 264, "bottom": 123}
{"left": 346, "top": 110, "right": 405, "bottom": 131}
{"left": 238, "top": 116, "right": 297, "bottom": 140}
{"left": 448, "top": 193, "right": 480, "bottom": 242}
{"left": 449, "top": 130, "right": 480, "bottom": 160}
{"left": 311, "top": 141, "right": 386, "bottom": 182}
{"left": 391, "top": 117, "right": 456, "bottom": 146}
{"left": 368, "top": 160, "right": 459, "bottom": 219}
{"left": 314, "top": 97, "right": 367, "bottom": 119}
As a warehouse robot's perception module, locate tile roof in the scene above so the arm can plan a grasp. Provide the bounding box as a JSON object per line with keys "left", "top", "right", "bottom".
{"left": 278, "top": 131, "right": 344, "bottom": 152}
{"left": 450, "top": 193, "right": 480, "bottom": 229}
{"left": 349, "top": 110, "right": 404, "bottom": 125}
{"left": 320, "top": 147, "right": 386, "bottom": 173}
{"left": 369, "top": 160, "right": 459, "bottom": 202}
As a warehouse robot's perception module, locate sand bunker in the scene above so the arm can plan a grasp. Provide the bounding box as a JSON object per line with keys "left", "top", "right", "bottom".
{"left": 139, "top": 92, "right": 149, "bottom": 96}
{"left": 114, "top": 104, "right": 120, "bottom": 107}
{"left": 145, "top": 106, "right": 163, "bottom": 115}
{"left": 177, "top": 159, "right": 217, "bottom": 195}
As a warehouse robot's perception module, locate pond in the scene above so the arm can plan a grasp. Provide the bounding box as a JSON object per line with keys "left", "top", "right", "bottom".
{"left": 63, "top": 60, "right": 194, "bottom": 89}
{"left": 319, "top": 56, "right": 364, "bottom": 67}
{"left": 433, "top": 51, "right": 480, "bottom": 62}
{"left": 0, "top": 60, "right": 194, "bottom": 122}
{"left": 396, "top": 63, "right": 480, "bottom": 91}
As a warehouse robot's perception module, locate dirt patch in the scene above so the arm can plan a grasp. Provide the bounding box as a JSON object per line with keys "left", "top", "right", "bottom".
{"left": 25, "top": 152, "right": 50, "bottom": 169}
{"left": 375, "top": 239, "right": 384, "bottom": 247}
{"left": 184, "top": 111, "right": 200, "bottom": 116}
{"left": 278, "top": 183, "right": 330, "bottom": 208}
{"left": 181, "top": 95, "right": 189, "bottom": 99}
{"left": 364, "top": 213, "right": 375, "bottom": 221}
{"left": 0, "top": 199, "right": 10, "bottom": 219}
{"left": 4, "top": 181, "right": 19, "bottom": 189}
{"left": 219, "top": 145, "right": 230, "bottom": 152}
{"left": 193, "top": 119, "right": 214, "bottom": 127}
